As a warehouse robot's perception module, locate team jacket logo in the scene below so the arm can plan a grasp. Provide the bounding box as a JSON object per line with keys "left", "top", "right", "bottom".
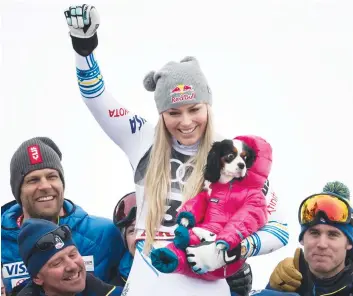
{"left": 27, "top": 145, "right": 43, "bottom": 165}
{"left": 2, "top": 262, "right": 28, "bottom": 278}
{"left": 267, "top": 191, "right": 278, "bottom": 215}
{"left": 129, "top": 115, "right": 147, "bottom": 134}
{"left": 108, "top": 108, "right": 129, "bottom": 118}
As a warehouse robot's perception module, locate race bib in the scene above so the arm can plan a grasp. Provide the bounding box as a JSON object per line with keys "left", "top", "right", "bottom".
{"left": 122, "top": 241, "right": 230, "bottom": 296}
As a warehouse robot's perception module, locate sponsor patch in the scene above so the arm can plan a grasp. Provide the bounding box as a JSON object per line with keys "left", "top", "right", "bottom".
{"left": 82, "top": 255, "right": 94, "bottom": 272}
{"left": 11, "top": 277, "right": 29, "bottom": 288}
{"left": 27, "top": 145, "right": 43, "bottom": 165}
{"left": 54, "top": 235, "right": 64, "bottom": 249}
{"left": 2, "top": 262, "right": 28, "bottom": 278}
{"left": 170, "top": 84, "right": 196, "bottom": 104}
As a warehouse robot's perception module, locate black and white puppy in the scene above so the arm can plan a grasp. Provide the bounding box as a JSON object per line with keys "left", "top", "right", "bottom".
{"left": 204, "top": 139, "right": 256, "bottom": 185}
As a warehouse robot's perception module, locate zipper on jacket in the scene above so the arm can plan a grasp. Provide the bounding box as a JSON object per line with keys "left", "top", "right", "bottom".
{"left": 229, "top": 177, "right": 237, "bottom": 190}
{"left": 229, "top": 178, "right": 234, "bottom": 190}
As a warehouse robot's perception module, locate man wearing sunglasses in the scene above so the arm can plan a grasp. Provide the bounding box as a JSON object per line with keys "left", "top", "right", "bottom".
{"left": 113, "top": 192, "right": 254, "bottom": 296}
{"left": 266, "top": 181, "right": 353, "bottom": 296}
{"left": 1, "top": 137, "right": 125, "bottom": 293}
{"left": 16, "top": 218, "right": 122, "bottom": 296}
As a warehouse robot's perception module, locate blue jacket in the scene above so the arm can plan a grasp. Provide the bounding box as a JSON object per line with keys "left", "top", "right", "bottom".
{"left": 1, "top": 199, "right": 125, "bottom": 293}
{"left": 118, "top": 252, "right": 133, "bottom": 283}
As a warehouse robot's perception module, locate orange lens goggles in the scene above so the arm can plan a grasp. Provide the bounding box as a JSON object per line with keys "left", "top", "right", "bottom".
{"left": 299, "top": 194, "right": 351, "bottom": 225}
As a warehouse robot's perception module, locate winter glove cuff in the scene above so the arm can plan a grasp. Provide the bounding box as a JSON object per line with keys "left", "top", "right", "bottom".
{"left": 71, "top": 33, "right": 98, "bottom": 56}
{"left": 226, "top": 262, "right": 252, "bottom": 296}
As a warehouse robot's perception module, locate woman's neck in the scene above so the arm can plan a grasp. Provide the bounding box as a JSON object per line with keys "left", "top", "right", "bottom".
{"left": 172, "top": 137, "right": 200, "bottom": 156}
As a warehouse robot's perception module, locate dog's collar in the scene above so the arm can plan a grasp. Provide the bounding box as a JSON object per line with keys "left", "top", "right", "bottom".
{"left": 172, "top": 137, "right": 200, "bottom": 156}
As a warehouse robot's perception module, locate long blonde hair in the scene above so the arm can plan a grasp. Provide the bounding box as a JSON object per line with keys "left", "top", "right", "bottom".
{"left": 143, "top": 105, "right": 214, "bottom": 253}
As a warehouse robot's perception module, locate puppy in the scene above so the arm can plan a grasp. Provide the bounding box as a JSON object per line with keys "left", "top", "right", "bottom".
{"left": 203, "top": 139, "right": 256, "bottom": 194}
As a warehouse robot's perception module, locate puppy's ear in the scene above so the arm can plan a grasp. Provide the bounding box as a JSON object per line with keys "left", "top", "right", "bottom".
{"left": 245, "top": 145, "right": 256, "bottom": 168}
{"left": 204, "top": 141, "right": 222, "bottom": 183}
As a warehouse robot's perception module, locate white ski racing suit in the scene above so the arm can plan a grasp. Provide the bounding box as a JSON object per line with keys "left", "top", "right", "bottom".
{"left": 74, "top": 52, "right": 289, "bottom": 296}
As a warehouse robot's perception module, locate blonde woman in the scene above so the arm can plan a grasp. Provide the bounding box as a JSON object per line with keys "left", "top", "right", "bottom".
{"left": 64, "top": 5, "right": 289, "bottom": 296}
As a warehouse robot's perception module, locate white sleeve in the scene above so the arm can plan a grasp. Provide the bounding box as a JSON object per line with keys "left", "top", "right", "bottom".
{"left": 75, "top": 52, "right": 155, "bottom": 169}
{"left": 241, "top": 178, "right": 289, "bottom": 258}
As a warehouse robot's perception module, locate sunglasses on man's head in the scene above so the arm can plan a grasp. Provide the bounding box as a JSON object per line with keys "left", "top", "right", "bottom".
{"left": 26, "top": 225, "right": 72, "bottom": 264}
{"left": 35, "top": 225, "right": 71, "bottom": 251}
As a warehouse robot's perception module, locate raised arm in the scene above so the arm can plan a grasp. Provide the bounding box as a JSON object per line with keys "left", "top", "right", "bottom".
{"left": 64, "top": 4, "right": 154, "bottom": 169}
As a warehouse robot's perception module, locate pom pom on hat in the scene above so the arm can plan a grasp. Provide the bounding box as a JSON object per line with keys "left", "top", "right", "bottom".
{"left": 143, "top": 71, "right": 157, "bottom": 92}
{"left": 323, "top": 181, "right": 350, "bottom": 200}
{"left": 180, "top": 56, "right": 198, "bottom": 64}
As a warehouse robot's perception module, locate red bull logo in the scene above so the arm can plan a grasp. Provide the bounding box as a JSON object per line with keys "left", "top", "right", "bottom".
{"left": 170, "top": 84, "right": 196, "bottom": 103}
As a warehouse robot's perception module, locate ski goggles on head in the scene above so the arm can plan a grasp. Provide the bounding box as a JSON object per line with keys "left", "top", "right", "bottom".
{"left": 299, "top": 193, "right": 352, "bottom": 226}
{"left": 113, "top": 192, "right": 137, "bottom": 228}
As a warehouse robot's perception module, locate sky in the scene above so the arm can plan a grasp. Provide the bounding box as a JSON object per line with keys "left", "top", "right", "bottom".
{"left": 1, "top": 0, "right": 353, "bottom": 290}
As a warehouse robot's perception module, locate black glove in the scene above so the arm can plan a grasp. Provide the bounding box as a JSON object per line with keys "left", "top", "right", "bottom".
{"left": 226, "top": 262, "right": 252, "bottom": 296}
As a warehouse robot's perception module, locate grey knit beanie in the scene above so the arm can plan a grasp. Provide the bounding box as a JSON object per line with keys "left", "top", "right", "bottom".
{"left": 143, "top": 56, "right": 212, "bottom": 113}
{"left": 10, "top": 137, "right": 65, "bottom": 203}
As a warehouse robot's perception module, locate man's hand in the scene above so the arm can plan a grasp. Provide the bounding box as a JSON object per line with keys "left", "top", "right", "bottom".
{"left": 64, "top": 4, "right": 100, "bottom": 39}
{"left": 269, "top": 248, "right": 303, "bottom": 292}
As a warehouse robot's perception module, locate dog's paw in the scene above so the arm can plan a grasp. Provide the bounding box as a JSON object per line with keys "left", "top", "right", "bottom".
{"left": 150, "top": 248, "right": 178, "bottom": 273}
{"left": 176, "top": 212, "right": 195, "bottom": 228}
{"left": 180, "top": 217, "right": 189, "bottom": 227}
{"left": 174, "top": 225, "right": 190, "bottom": 250}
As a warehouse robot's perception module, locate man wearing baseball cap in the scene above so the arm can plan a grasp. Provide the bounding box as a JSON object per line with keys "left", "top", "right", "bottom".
{"left": 1, "top": 137, "right": 125, "bottom": 293}
{"left": 17, "top": 218, "right": 122, "bottom": 296}
{"left": 266, "top": 181, "right": 353, "bottom": 295}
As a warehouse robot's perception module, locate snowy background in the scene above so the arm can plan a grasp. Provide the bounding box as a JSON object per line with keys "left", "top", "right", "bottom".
{"left": 1, "top": 0, "right": 353, "bottom": 289}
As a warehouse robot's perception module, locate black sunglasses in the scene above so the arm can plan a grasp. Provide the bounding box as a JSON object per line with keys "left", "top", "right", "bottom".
{"left": 26, "top": 225, "right": 72, "bottom": 264}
